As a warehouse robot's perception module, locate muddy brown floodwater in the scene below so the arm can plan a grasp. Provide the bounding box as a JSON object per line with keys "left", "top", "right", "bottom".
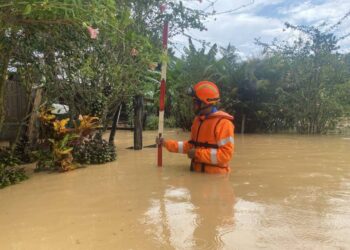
{"left": 1, "top": 130, "right": 350, "bottom": 250}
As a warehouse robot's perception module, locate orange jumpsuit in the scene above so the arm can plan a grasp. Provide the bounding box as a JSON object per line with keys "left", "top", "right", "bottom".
{"left": 164, "top": 111, "right": 234, "bottom": 174}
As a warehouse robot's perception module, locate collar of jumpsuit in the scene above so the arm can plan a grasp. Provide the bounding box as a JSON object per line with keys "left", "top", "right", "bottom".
{"left": 210, "top": 106, "right": 218, "bottom": 114}
{"left": 198, "top": 106, "right": 218, "bottom": 120}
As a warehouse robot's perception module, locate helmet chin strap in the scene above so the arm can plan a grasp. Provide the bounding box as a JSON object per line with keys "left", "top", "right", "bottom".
{"left": 193, "top": 98, "right": 218, "bottom": 115}
{"left": 195, "top": 103, "right": 216, "bottom": 115}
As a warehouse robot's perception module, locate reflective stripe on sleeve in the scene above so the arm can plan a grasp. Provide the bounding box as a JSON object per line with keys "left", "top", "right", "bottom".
{"left": 217, "top": 136, "right": 234, "bottom": 146}
{"left": 210, "top": 148, "right": 218, "bottom": 164}
{"left": 178, "top": 141, "right": 184, "bottom": 153}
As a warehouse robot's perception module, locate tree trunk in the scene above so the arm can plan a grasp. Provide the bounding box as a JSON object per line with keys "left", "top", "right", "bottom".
{"left": 133, "top": 95, "right": 143, "bottom": 150}
{"left": 109, "top": 104, "right": 122, "bottom": 145}
{"left": 27, "top": 88, "right": 43, "bottom": 147}
{"left": 10, "top": 91, "right": 33, "bottom": 153}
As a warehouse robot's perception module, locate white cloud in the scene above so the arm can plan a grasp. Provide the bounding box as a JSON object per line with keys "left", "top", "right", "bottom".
{"left": 173, "top": 12, "right": 287, "bottom": 57}
{"left": 205, "top": 13, "right": 283, "bottom": 44}
{"left": 279, "top": 0, "right": 350, "bottom": 26}
{"left": 172, "top": 0, "right": 350, "bottom": 58}
{"left": 201, "top": 0, "right": 283, "bottom": 14}
{"left": 338, "top": 38, "right": 350, "bottom": 54}
{"left": 181, "top": 0, "right": 283, "bottom": 15}
{"left": 279, "top": 0, "right": 350, "bottom": 52}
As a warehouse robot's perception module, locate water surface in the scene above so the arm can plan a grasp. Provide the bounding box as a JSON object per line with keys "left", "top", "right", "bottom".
{"left": 1, "top": 130, "right": 350, "bottom": 249}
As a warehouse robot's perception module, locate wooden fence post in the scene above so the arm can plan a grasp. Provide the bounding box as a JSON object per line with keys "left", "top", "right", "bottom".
{"left": 134, "top": 95, "right": 144, "bottom": 150}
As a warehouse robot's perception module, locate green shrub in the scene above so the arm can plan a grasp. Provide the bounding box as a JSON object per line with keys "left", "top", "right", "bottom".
{"left": 145, "top": 115, "right": 177, "bottom": 130}
{"left": 73, "top": 137, "right": 116, "bottom": 164}
{"left": 32, "top": 147, "right": 54, "bottom": 172}
{"left": 165, "top": 116, "right": 177, "bottom": 128}
{"left": 0, "top": 148, "right": 27, "bottom": 188}
{"left": 145, "top": 115, "right": 158, "bottom": 130}
{"left": 13, "top": 135, "right": 32, "bottom": 163}
{"left": 89, "top": 93, "right": 107, "bottom": 117}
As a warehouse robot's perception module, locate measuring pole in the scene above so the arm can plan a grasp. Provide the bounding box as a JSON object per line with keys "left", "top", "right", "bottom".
{"left": 158, "top": 5, "right": 168, "bottom": 167}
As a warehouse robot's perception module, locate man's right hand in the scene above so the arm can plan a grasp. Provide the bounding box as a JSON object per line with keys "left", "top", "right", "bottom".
{"left": 155, "top": 136, "right": 164, "bottom": 146}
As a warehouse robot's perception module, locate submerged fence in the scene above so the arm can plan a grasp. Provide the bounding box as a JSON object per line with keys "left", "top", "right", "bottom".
{"left": 0, "top": 80, "right": 28, "bottom": 141}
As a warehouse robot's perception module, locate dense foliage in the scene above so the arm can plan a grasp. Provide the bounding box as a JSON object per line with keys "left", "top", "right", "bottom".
{"left": 0, "top": 1, "right": 207, "bottom": 186}
{"left": 166, "top": 23, "right": 350, "bottom": 134}
{"left": 0, "top": 0, "right": 206, "bottom": 143}
{"left": 0, "top": 147, "right": 27, "bottom": 188}
{"left": 73, "top": 137, "right": 116, "bottom": 164}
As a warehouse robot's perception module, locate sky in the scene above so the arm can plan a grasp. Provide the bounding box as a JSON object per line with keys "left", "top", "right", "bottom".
{"left": 172, "top": 0, "right": 350, "bottom": 59}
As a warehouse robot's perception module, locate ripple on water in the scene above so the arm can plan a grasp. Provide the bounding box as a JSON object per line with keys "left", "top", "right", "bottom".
{"left": 164, "top": 186, "right": 191, "bottom": 200}
{"left": 247, "top": 192, "right": 258, "bottom": 197}
{"left": 186, "top": 237, "right": 218, "bottom": 250}
{"left": 300, "top": 172, "right": 334, "bottom": 178}
{"left": 216, "top": 224, "right": 235, "bottom": 249}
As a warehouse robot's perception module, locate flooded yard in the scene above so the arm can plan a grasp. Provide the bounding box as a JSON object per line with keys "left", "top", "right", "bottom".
{"left": 1, "top": 130, "right": 350, "bottom": 249}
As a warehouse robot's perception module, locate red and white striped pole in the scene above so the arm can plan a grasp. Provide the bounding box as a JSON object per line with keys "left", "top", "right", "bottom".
{"left": 158, "top": 4, "right": 169, "bottom": 167}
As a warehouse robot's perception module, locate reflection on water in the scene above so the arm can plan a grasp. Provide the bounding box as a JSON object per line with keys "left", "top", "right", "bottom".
{"left": 142, "top": 175, "right": 235, "bottom": 250}
{"left": 143, "top": 187, "right": 198, "bottom": 249}
{"left": 0, "top": 130, "right": 350, "bottom": 249}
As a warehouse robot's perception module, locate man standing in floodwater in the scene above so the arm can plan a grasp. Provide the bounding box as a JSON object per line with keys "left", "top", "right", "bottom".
{"left": 156, "top": 81, "right": 235, "bottom": 174}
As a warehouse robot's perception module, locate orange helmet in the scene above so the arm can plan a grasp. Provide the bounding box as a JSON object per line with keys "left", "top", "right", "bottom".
{"left": 187, "top": 81, "right": 220, "bottom": 105}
